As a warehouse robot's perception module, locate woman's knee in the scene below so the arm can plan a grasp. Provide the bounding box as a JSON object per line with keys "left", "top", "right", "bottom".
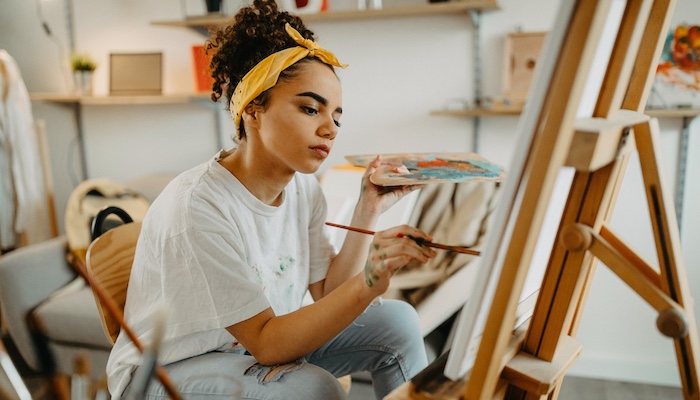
{"left": 366, "top": 299, "right": 428, "bottom": 373}
{"left": 159, "top": 356, "right": 346, "bottom": 399}
{"left": 366, "top": 299, "right": 423, "bottom": 342}
{"left": 257, "top": 361, "right": 346, "bottom": 399}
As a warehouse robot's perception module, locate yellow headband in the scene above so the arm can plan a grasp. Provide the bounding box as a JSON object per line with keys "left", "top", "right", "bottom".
{"left": 230, "top": 23, "right": 348, "bottom": 136}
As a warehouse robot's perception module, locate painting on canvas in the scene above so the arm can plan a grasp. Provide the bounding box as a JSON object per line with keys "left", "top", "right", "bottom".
{"left": 345, "top": 153, "right": 506, "bottom": 186}
{"left": 648, "top": 24, "right": 700, "bottom": 108}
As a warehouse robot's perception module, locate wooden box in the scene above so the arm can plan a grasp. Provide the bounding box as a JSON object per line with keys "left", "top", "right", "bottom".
{"left": 110, "top": 53, "right": 162, "bottom": 96}
{"left": 492, "top": 31, "right": 547, "bottom": 111}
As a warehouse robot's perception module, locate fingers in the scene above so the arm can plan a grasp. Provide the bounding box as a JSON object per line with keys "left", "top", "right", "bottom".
{"left": 363, "top": 226, "right": 437, "bottom": 290}
{"left": 363, "top": 252, "right": 413, "bottom": 289}
{"left": 379, "top": 225, "right": 433, "bottom": 244}
{"left": 369, "top": 238, "right": 433, "bottom": 265}
{"left": 370, "top": 154, "right": 382, "bottom": 168}
{"left": 359, "top": 156, "right": 381, "bottom": 198}
{"left": 376, "top": 183, "right": 414, "bottom": 196}
{"left": 405, "top": 184, "right": 426, "bottom": 192}
{"left": 363, "top": 255, "right": 410, "bottom": 288}
{"left": 363, "top": 155, "right": 382, "bottom": 178}
{"left": 381, "top": 225, "right": 437, "bottom": 259}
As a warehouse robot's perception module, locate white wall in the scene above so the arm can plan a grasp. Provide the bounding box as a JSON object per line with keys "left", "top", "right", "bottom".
{"left": 1, "top": 0, "right": 698, "bottom": 388}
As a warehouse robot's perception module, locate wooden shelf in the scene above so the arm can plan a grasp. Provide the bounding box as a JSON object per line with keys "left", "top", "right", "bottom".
{"left": 433, "top": 107, "right": 700, "bottom": 118}
{"left": 431, "top": 107, "right": 521, "bottom": 117}
{"left": 151, "top": 1, "right": 499, "bottom": 28}
{"left": 30, "top": 92, "right": 213, "bottom": 105}
{"left": 645, "top": 108, "right": 700, "bottom": 118}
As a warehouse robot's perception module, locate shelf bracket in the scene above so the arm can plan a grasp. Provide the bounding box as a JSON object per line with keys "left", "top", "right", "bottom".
{"left": 190, "top": 97, "right": 227, "bottom": 151}
{"left": 468, "top": 9, "right": 483, "bottom": 153}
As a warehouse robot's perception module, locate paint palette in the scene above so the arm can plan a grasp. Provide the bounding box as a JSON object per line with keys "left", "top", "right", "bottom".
{"left": 344, "top": 152, "right": 506, "bottom": 186}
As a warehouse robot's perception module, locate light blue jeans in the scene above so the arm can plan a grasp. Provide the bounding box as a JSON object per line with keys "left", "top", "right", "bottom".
{"left": 126, "top": 299, "right": 428, "bottom": 400}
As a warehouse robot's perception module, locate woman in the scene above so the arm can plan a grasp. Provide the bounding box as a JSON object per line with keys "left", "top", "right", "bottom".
{"left": 107, "top": 1, "right": 434, "bottom": 398}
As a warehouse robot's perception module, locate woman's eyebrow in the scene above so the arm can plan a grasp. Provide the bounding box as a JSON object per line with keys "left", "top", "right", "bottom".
{"left": 297, "top": 91, "right": 342, "bottom": 114}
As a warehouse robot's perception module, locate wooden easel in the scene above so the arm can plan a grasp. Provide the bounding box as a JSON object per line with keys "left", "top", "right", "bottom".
{"left": 386, "top": 0, "right": 700, "bottom": 399}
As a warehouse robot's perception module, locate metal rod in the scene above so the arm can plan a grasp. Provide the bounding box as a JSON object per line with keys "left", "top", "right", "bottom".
{"left": 73, "top": 103, "right": 88, "bottom": 180}
{"left": 674, "top": 116, "right": 690, "bottom": 235}
{"left": 469, "top": 10, "right": 482, "bottom": 153}
{"left": 64, "top": 0, "right": 76, "bottom": 53}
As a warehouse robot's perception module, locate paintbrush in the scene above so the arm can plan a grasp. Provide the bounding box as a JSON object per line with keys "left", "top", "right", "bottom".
{"left": 325, "top": 222, "right": 481, "bottom": 256}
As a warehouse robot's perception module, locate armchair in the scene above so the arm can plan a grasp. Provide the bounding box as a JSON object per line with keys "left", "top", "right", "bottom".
{"left": 0, "top": 236, "right": 111, "bottom": 381}
{"left": 0, "top": 174, "right": 176, "bottom": 396}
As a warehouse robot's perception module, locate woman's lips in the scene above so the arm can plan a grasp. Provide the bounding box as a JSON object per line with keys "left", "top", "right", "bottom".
{"left": 310, "top": 145, "right": 330, "bottom": 158}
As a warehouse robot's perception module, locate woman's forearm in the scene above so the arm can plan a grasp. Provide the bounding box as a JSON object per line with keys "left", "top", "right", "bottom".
{"left": 247, "top": 274, "right": 376, "bottom": 364}
{"left": 321, "top": 203, "right": 379, "bottom": 296}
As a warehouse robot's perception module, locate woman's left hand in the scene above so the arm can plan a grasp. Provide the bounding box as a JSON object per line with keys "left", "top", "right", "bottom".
{"left": 357, "top": 156, "right": 423, "bottom": 216}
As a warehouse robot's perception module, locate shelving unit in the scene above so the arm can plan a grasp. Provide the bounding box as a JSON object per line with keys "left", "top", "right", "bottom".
{"left": 151, "top": 1, "right": 499, "bottom": 28}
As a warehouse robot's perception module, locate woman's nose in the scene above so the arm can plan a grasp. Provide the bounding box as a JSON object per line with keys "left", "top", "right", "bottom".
{"left": 319, "top": 117, "right": 338, "bottom": 140}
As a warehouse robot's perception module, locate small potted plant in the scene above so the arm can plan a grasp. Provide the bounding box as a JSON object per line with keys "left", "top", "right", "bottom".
{"left": 70, "top": 53, "right": 97, "bottom": 95}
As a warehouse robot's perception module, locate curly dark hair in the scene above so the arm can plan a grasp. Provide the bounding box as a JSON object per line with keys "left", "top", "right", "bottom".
{"left": 206, "top": 0, "right": 318, "bottom": 138}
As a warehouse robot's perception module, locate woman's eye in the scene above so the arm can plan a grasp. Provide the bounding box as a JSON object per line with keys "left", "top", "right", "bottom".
{"left": 301, "top": 106, "right": 318, "bottom": 115}
{"left": 334, "top": 120, "right": 342, "bottom": 128}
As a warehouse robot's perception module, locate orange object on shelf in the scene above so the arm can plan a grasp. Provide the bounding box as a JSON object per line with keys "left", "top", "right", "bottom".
{"left": 192, "top": 45, "right": 214, "bottom": 93}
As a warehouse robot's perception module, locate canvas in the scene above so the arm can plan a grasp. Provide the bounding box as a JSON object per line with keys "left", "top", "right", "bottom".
{"left": 345, "top": 152, "right": 505, "bottom": 186}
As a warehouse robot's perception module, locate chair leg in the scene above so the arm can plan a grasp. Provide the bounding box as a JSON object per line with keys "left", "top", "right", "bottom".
{"left": 338, "top": 375, "right": 352, "bottom": 393}
{"left": 49, "top": 373, "right": 70, "bottom": 400}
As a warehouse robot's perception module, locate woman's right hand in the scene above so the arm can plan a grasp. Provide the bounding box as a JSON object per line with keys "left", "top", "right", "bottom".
{"left": 363, "top": 225, "right": 437, "bottom": 294}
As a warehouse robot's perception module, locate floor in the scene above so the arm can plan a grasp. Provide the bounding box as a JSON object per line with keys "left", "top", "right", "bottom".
{"left": 347, "top": 375, "right": 684, "bottom": 400}
{"left": 1, "top": 371, "right": 686, "bottom": 399}
{"left": 1, "top": 332, "right": 684, "bottom": 400}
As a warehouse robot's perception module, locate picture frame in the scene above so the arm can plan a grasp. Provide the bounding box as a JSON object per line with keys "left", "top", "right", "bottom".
{"left": 110, "top": 53, "right": 163, "bottom": 96}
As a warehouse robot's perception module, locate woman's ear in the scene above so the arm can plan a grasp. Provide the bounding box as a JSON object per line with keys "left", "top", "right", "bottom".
{"left": 241, "top": 103, "right": 262, "bottom": 130}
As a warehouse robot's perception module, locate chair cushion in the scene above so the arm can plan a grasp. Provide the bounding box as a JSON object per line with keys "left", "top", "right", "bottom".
{"left": 32, "top": 281, "right": 113, "bottom": 349}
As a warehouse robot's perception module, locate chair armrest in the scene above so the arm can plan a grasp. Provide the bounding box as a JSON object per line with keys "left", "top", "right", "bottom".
{"left": 0, "top": 236, "right": 78, "bottom": 371}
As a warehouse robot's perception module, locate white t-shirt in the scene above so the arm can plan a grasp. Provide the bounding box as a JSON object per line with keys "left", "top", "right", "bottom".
{"left": 106, "top": 150, "right": 336, "bottom": 398}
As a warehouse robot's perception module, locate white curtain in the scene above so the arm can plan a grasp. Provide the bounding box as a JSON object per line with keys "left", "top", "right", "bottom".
{"left": 0, "top": 49, "right": 51, "bottom": 250}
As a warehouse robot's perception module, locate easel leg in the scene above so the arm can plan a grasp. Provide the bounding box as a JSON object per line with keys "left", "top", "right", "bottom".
{"left": 634, "top": 118, "right": 700, "bottom": 399}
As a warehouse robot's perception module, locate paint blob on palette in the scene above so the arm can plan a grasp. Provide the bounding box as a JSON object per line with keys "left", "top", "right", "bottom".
{"left": 344, "top": 153, "right": 506, "bottom": 186}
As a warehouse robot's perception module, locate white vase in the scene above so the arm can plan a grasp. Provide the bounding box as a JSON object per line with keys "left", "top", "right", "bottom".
{"left": 358, "top": 0, "right": 382, "bottom": 10}
{"left": 73, "top": 70, "right": 93, "bottom": 96}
